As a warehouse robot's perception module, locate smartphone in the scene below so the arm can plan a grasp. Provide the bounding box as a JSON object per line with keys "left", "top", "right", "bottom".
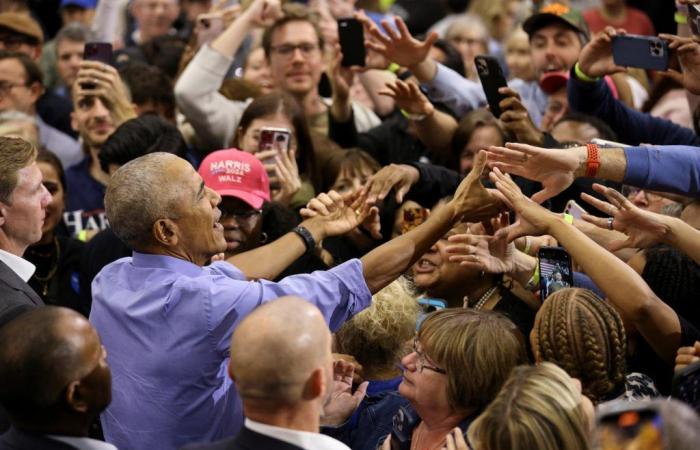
{"left": 474, "top": 55, "right": 508, "bottom": 118}
{"left": 196, "top": 15, "right": 225, "bottom": 47}
{"left": 689, "top": 4, "right": 700, "bottom": 36}
{"left": 596, "top": 400, "right": 664, "bottom": 450}
{"left": 258, "top": 127, "right": 291, "bottom": 154}
{"left": 390, "top": 405, "right": 421, "bottom": 450}
{"left": 83, "top": 42, "right": 113, "bottom": 64}
{"left": 564, "top": 199, "right": 587, "bottom": 220}
{"left": 538, "top": 246, "right": 574, "bottom": 300}
{"left": 672, "top": 359, "right": 700, "bottom": 413}
{"left": 591, "top": 138, "right": 631, "bottom": 148}
{"left": 337, "top": 18, "right": 365, "bottom": 67}
{"left": 612, "top": 35, "right": 669, "bottom": 71}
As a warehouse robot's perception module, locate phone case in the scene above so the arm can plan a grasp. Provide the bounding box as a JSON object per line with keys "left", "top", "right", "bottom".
{"left": 612, "top": 35, "right": 669, "bottom": 71}
{"left": 474, "top": 55, "right": 508, "bottom": 118}
{"left": 689, "top": 5, "right": 700, "bottom": 36}
{"left": 338, "top": 18, "right": 365, "bottom": 67}
{"left": 84, "top": 42, "right": 113, "bottom": 65}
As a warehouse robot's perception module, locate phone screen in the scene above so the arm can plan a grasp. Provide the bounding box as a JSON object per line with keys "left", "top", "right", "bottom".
{"left": 597, "top": 409, "right": 664, "bottom": 450}
{"left": 538, "top": 247, "right": 574, "bottom": 300}
{"left": 338, "top": 18, "right": 365, "bottom": 67}
{"left": 690, "top": 5, "right": 700, "bottom": 36}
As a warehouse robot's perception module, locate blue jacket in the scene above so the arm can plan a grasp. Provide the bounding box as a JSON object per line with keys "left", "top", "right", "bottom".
{"left": 567, "top": 68, "right": 700, "bottom": 147}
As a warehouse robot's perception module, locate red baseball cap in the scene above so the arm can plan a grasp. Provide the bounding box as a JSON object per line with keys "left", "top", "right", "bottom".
{"left": 198, "top": 149, "right": 270, "bottom": 209}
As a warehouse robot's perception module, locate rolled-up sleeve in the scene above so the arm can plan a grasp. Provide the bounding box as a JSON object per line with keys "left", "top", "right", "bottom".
{"left": 623, "top": 145, "right": 700, "bottom": 197}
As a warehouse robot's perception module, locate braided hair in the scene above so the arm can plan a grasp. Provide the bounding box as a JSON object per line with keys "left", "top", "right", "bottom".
{"left": 642, "top": 245, "right": 700, "bottom": 329}
{"left": 533, "top": 288, "right": 627, "bottom": 404}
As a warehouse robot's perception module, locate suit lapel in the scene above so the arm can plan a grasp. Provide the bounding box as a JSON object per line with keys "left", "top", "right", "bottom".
{"left": 0, "top": 259, "right": 44, "bottom": 306}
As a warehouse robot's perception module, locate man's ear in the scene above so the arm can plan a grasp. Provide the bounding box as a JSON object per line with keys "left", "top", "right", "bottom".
{"left": 65, "top": 380, "right": 89, "bottom": 413}
{"left": 0, "top": 203, "right": 7, "bottom": 227}
{"left": 302, "top": 367, "right": 325, "bottom": 401}
{"left": 152, "top": 218, "right": 178, "bottom": 247}
{"left": 27, "top": 82, "right": 43, "bottom": 104}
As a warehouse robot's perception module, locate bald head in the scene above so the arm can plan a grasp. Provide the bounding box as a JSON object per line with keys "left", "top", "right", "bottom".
{"left": 230, "top": 297, "right": 331, "bottom": 405}
{"left": 0, "top": 307, "right": 107, "bottom": 421}
{"left": 105, "top": 152, "right": 187, "bottom": 249}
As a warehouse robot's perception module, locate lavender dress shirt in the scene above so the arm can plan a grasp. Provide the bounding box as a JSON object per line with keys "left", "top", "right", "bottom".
{"left": 89, "top": 252, "right": 372, "bottom": 450}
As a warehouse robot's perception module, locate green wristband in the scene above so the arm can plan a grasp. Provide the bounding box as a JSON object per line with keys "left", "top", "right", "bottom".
{"left": 574, "top": 62, "right": 600, "bottom": 83}
{"left": 675, "top": 12, "right": 688, "bottom": 24}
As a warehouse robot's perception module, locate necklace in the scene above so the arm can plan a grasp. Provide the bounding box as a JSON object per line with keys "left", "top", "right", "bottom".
{"left": 412, "top": 423, "right": 447, "bottom": 450}
{"left": 29, "top": 237, "right": 60, "bottom": 297}
{"left": 464, "top": 285, "right": 499, "bottom": 310}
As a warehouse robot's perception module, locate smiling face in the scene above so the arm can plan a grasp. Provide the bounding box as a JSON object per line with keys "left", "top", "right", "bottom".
{"left": 0, "top": 161, "right": 52, "bottom": 252}
{"left": 530, "top": 24, "right": 582, "bottom": 77}
{"left": 267, "top": 20, "right": 323, "bottom": 98}
{"left": 168, "top": 159, "right": 226, "bottom": 265}
{"left": 71, "top": 94, "right": 116, "bottom": 150}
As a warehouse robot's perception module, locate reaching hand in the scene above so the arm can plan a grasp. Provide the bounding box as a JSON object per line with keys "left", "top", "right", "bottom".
{"left": 444, "top": 427, "right": 470, "bottom": 450}
{"left": 580, "top": 183, "right": 672, "bottom": 251}
{"left": 74, "top": 61, "right": 136, "bottom": 126}
{"left": 378, "top": 79, "right": 434, "bottom": 117}
{"left": 321, "top": 359, "right": 369, "bottom": 427}
{"left": 242, "top": 0, "right": 282, "bottom": 28}
{"left": 489, "top": 167, "right": 558, "bottom": 242}
{"left": 578, "top": 27, "right": 628, "bottom": 78}
{"left": 486, "top": 142, "right": 582, "bottom": 203}
{"left": 354, "top": 10, "right": 390, "bottom": 70}
{"left": 446, "top": 214, "right": 516, "bottom": 274}
{"left": 661, "top": 34, "right": 700, "bottom": 95}
{"left": 451, "top": 151, "right": 505, "bottom": 222}
{"left": 329, "top": 44, "right": 355, "bottom": 101}
{"left": 365, "top": 16, "right": 438, "bottom": 69}
{"left": 498, "top": 87, "right": 544, "bottom": 146}
{"left": 362, "top": 163, "right": 420, "bottom": 204}
{"left": 300, "top": 191, "right": 370, "bottom": 238}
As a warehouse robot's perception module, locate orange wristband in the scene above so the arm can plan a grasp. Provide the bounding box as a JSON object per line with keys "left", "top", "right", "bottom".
{"left": 585, "top": 143, "right": 600, "bottom": 178}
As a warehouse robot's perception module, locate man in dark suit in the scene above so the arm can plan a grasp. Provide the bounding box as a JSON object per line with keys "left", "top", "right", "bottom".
{"left": 0, "top": 136, "right": 50, "bottom": 328}
{"left": 0, "top": 306, "right": 114, "bottom": 450}
{"left": 181, "top": 297, "right": 354, "bottom": 450}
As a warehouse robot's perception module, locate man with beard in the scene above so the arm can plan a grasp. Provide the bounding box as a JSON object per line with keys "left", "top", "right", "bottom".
{"left": 63, "top": 60, "right": 135, "bottom": 238}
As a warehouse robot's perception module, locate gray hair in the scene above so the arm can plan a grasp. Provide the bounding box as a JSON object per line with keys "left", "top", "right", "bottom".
{"left": 445, "top": 14, "right": 490, "bottom": 45}
{"left": 54, "top": 22, "right": 93, "bottom": 51}
{"left": 105, "top": 152, "right": 183, "bottom": 248}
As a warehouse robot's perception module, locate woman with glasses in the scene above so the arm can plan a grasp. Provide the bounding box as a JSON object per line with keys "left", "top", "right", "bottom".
{"left": 326, "top": 308, "right": 527, "bottom": 450}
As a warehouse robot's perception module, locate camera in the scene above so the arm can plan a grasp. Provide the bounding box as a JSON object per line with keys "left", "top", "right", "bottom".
{"left": 649, "top": 40, "right": 664, "bottom": 58}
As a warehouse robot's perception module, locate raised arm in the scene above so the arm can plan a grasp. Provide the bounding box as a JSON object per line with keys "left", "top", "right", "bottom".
{"left": 491, "top": 168, "right": 681, "bottom": 364}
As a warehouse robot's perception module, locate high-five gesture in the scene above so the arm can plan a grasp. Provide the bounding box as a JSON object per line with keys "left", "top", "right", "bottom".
{"left": 451, "top": 151, "right": 505, "bottom": 222}
{"left": 486, "top": 143, "right": 582, "bottom": 203}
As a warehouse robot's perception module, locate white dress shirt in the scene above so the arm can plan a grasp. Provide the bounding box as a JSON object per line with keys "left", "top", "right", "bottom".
{"left": 0, "top": 249, "right": 35, "bottom": 282}
{"left": 245, "top": 418, "right": 350, "bottom": 450}
{"left": 47, "top": 435, "right": 118, "bottom": 450}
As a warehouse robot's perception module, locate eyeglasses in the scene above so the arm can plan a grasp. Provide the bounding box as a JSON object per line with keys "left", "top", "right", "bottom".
{"left": 220, "top": 208, "right": 262, "bottom": 221}
{"left": 413, "top": 336, "right": 446, "bottom": 374}
{"left": 270, "top": 42, "right": 320, "bottom": 57}
{"left": 0, "top": 80, "right": 27, "bottom": 97}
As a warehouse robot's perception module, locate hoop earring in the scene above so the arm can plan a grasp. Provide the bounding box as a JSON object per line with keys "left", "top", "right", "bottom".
{"left": 259, "top": 232, "right": 268, "bottom": 244}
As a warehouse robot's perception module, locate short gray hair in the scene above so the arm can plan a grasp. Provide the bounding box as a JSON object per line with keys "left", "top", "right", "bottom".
{"left": 445, "top": 14, "right": 490, "bottom": 45}
{"left": 54, "top": 22, "right": 93, "bottom": 51}
{"left": 105, "top": 152, "right": 183, "bottom": 248}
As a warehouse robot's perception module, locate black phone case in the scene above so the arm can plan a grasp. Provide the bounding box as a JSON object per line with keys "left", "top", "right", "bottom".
{"left": 338, "top": 18, "right": 365, "bottom": 67}
{"left": 474, "top": 55, "right": 508, "bottom": 118}
{"left": 612, "top": 35, "right": 669, "bottom": 71}
{"left": 83, "top": 42, "right": 113, "bottom": 65}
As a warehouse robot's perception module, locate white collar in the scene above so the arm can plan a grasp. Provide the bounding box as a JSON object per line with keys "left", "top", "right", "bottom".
{"left": 245, "top": 418, "right": 350, "bottom": 450}
{"left": 46, "top": 435, "right": 118, "bottom": 450}
{"left": 0, "top": 249, "right": 35, "bottom": 282}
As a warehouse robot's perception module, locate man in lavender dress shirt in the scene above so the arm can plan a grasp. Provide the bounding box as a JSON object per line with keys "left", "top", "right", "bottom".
{"left": 89, "top": 151, "right": 499, "bottom": 450}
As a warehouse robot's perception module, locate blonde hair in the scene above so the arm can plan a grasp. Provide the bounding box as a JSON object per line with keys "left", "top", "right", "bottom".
{"left": 532, "top": 288, "right": 627, "bottom": 404}
{"left": 419, "top": 309, "right": 527, "bottom": 411}
{"left": 335, "top": 278, "right": 420, "bottom": 375}
{"left": 468, "top": 362, "right": 590, "bottom": 450}
{"left": 469, "top": 0, "right": 514, "bottom": 40}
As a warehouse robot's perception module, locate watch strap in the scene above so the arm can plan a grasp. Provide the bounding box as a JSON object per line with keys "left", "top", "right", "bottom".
{"left": 292, "top": 226, "right": 316, "bottom": 254}
{"left": 585, "top": 143, "right": 601, "bottom": 178}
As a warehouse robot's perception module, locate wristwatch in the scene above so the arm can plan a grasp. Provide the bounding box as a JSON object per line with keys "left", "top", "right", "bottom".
{"left": 292, "top": 226, "right": 316, "bottom": 254}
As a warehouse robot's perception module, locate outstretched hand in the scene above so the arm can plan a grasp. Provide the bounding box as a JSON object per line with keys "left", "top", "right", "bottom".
{"left": 580, "top": 183, "right": 672, "bottom": 251}
{"left": 320, "top": 359, "right": 369, "bottom": 427}
{"left": 378, "top": 79, "right": 434, "bottom": 117}
{"left": 445, "top": 214, "right": 516, "bottom": 274}
{"left": 660, "top": 34, "right": 700, "bottom": 95}
{"left": 486, "top": 142, "right": 581, "bottom": 203}
{"left": 362, "top": 163, "right": 420, "bottom": 204}
{"left": 489, "top": 167, "right": 558, "bottom": 242}
{"left": 451, "top": 151, "right": 505, "bottom": 222}
{"left": 300, "top": 190, "right": 372, "bottom": 238}
{"left": 365, "top": 16, "right": 438, "bottom": 69}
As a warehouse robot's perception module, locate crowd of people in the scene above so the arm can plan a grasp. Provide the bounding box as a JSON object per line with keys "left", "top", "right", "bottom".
{"left": 1, "top": 0, "right": 700, "bottom": 449}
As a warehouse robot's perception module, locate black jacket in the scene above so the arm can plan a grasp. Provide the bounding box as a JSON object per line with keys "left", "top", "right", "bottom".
{"left": 0, "top": 428, "right": 80, "bottom": 450}
{"left": 180, "top": 426, "right": 305, "bottom": 450}
{"left": 0, "top": 259, "right": 43, "bottom": 328}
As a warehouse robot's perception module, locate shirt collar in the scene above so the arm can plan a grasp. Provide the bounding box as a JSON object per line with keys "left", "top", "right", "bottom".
{"left": 131, "top": 251, "right": 204, "bottom": 278}
{"left": 0, "top": 249, "right": 36, "bottom": 282}
{"left": 46, "top": 435, "right": 118, "bottom": 450}
{"left": 245, "top": 418, "right": 350, "bottom": 450}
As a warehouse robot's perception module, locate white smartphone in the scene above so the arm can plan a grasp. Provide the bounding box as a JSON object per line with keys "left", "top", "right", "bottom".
{"left": 591, "top": 138, "right": 630, "bottom": 148}
{"left": 564, "top": 199, "right": 587, "bottom": 220}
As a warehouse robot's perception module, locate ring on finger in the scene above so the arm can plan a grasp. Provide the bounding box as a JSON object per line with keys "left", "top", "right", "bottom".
{"left": 607, "top": 217, "right": 614, "bottom": 230}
